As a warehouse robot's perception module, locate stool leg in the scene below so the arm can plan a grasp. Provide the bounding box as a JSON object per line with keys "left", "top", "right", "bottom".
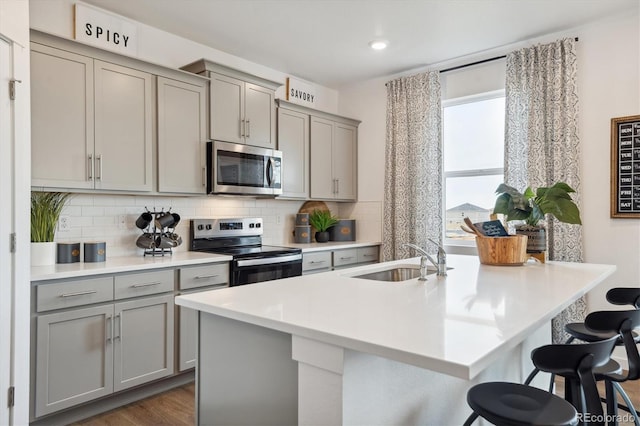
{"left": 524, "top": 367, "right": 539, "bottom": 385}
{"left": 605, "top": 380, "right": 619, "bottom": 425}
{"left": 462, "top": 412, "right": 479, "bottom": 426}
{"left": 612, "top": 382, "right": 640, "bottom": 426}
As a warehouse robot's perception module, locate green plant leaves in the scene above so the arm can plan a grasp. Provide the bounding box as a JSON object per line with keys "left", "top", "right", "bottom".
{"left": 31, "top": 192, "right": 71, "bottom": 242}
{"left": 493, "top": 182, "right": 581, "bottom": 226}
{"left": 308, "top": 209, "right": 339, "bottom": 232}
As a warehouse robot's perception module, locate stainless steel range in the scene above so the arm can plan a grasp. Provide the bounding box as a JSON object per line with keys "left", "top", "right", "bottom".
{"left": 190, "top": 218, "right": 302, "bottom": 286}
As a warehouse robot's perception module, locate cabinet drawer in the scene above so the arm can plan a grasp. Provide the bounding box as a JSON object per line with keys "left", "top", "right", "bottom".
{"left": 332, "top": 249, "right": 358, "bottom": 268}
{"left": 36, "top": 277, "right": 114, "bottom": 312}
{"left": 357, "top": 246, "right": 379, "bottom": 264}
{"left": 115, "top": 269, "right": 174, "bottom": 299}
{"left": 180, "top": 263, "right": 229, "bottom": 290}
{"left": 302, "top": 251, "right": 332, "bottom": 272}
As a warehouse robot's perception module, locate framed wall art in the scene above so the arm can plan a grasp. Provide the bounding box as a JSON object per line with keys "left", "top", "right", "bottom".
{"left": 610, "top": 115, "right": 640, "bottom": 218}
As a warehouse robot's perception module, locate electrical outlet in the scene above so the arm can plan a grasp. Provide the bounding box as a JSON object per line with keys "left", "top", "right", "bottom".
{"left": 118, "top": 214, "right": 127, "bottom": 229}
{"left": 276, "top": 214, "right": 282, "bottom": 225}
{"left": 58, "top": 215, "right": 70, "bottom": 232}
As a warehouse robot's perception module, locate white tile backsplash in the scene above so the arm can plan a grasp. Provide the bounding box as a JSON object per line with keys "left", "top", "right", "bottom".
{"left": 54, "top": 194, "right": 382, "bottom": 257}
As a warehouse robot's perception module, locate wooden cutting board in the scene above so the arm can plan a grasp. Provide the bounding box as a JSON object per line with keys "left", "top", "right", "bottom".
{"left": 298, "top": 200, "right": 329, "bottom": 214}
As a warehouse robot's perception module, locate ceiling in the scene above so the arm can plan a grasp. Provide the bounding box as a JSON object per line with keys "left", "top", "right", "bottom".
{"left": 82, "top": 0, "right": 637, "bottom": 89}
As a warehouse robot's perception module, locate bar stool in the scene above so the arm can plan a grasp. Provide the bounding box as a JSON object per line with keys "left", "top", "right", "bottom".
{"left": 524, "top": 287, "right": 640, "bottom": 392}
{"left": 463, "top": 336, "right": 617, "bottom": 426}
{"left": 584, "top": 309, "right": 640, "bottom": 425}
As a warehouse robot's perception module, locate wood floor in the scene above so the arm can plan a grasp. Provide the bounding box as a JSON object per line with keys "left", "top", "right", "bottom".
{"left": 72, "top": 383, "right": 195, "bottom": 426}
{"left": 73, "top": 378, "right": 639, "bottom": 426}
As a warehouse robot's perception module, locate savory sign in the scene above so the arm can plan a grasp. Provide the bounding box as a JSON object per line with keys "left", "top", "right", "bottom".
{"left": 610, "top": 115, "right": 640, "bottom": 218}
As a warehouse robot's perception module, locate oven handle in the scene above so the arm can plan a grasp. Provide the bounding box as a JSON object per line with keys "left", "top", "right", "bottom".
{"left": 236, "top": 253, "right": 302, "bottom": 267}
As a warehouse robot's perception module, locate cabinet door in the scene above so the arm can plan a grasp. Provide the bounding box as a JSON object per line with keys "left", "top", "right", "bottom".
{"left": 178, "top": 303, "right": 198, "bottom": 371}
{"left": 157, "top": 77, "right": 207, "bottom": 194}
{"left": 113, "top": 294, "right": 174, "bottom": 392}
{"left": 245, "top": 83, "right": 275, "bottom": 148}
{"left": 30, "top": 44, "right": 95, "bottom": 189}
{"left": 210, "top": 72, "right": 244, "bottom": 143}
{"left": 332, "top": 123, "right": 357, "bottom": 201}
{"left": 94, "top": 60, "right": 153, "bottom": 191}
{"left": 35, "top": 305, "right": 114, "bottom": 417}
{"left": 278, "top": 108, "right": 309, "bottom": 198}
{"left": 310, "top": 116, "right": 335, "bottom": 199}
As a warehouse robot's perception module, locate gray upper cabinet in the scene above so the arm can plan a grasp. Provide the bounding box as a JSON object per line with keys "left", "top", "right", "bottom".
{"left": 157, "top": 76, "right": 207, "bottom": 194}
{"left": 94, "top": 60, "right": 153, "bottom": 191}
{"left": 30, "top": 42, "right": 153, "bottom": 192}
{"left": 31, "top": 44, "right": 95, "bottom": 190}
{"left": 277, "top": 106, "right": 309, "bottom": 199}
{"left": 181, "top": 59, "right": 280, "bottom": 149}
{"left": 310, "top": 115, "right": 358, "bottom": 201}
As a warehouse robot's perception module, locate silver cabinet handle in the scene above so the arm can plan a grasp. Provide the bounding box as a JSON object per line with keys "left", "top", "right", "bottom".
{"left": 60, "top": 290, "right": 98, "bottom": 298}
{"left": 336, "top": 178, "right": 340, "bottom": 195}
{"left": 131, "top": 281, "right": 161, "bottom": 288}
{"left": 106, "top": 314, "right": 112, "bottom": 343}
{"left": 114, "top": 314, "right": 121, "bottom": 340}
{"left": 88, "top": 154, "right": 93, "bottom": 180}
{"left": 309, "top": 260, "right": 326, "bottom": 264}
{"left": 339, "top": 256, "right": 354, "bottom": 260}
{"left": 246, "top": 119, "right": 251, "bottom": 138}
{"left": 202, "top": 167, "right": 206, "bottom": 187}
{"left": 362, "top": 254, "right": 375, "bottom": 257}
{"left": 195, "top": 274, "right": 219, "bottom": 279}
{"left": 96, "top": 154, "right": 103, "bottom": 181}
{"left": 240, "top": 119, "right": 245, "bottom": 137}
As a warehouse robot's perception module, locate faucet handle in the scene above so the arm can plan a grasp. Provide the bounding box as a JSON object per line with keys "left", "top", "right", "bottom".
{"left": 427, "top": 238, "right": 446, "bottom": 256}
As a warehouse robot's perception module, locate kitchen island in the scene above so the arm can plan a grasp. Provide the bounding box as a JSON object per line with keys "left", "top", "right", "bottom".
{"left": 175, "top": 254, "right": 615, "bottom": 425}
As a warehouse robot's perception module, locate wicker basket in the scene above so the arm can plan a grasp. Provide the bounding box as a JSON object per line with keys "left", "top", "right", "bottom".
{"left": 475, "top": 235, "right": 528, "bottom": 266}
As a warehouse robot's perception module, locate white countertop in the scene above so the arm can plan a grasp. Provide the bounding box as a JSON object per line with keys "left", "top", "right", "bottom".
{"left": 31, "top": 251, "right": 232, "bottom": 281}
{"left": 285, "top": 240, "right": 381, "bottom": 252}
{"left": 176, "top": 254, "right": 615, "bottom": 380}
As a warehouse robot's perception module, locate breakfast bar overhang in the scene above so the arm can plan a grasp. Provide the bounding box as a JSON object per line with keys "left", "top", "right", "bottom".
{"left": 176, "top": 254, "right": 616, "bottom": 425}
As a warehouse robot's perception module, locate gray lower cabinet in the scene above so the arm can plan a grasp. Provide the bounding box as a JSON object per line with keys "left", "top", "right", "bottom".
{"left": 178, "top": 263, "right": 230, "bottom": 371}
{"left": 33, "top": 268, "right": 177, "bottom": 419}
{"left": 301, "top": 245, "right": 380, "bottom": 275}
{"left": 35, "top": 304, "right": 114, "bottom": 417}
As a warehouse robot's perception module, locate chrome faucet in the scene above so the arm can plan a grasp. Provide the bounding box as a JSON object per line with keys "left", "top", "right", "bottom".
{"left": 403, "top": 239, "right": 447, "bottom": 280}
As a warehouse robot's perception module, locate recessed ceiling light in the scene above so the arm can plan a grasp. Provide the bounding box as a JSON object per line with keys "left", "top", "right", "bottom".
{"left": 369, "top": 40, "right": 388, "bottom": 50}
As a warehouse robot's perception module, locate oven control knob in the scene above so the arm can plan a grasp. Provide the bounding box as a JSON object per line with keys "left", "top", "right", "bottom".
{"left": 206, "top": 224, "right": 212, "bottom": 230}
{"left": 197, "top": 224, "right": 204, "bottom": 231}
{"left": 249, "top": 223, "right": 255, "bottom": 228}
{"left": 256, "top": 223, "right": 261, "bottom": 228}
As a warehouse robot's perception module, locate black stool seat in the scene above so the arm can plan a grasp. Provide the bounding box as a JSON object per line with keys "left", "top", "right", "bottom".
{"left": 565, "top": 322, "right": 640, "bottom": 343}
{"left": 466, "top": 382, "right": 577, "bottom": 426}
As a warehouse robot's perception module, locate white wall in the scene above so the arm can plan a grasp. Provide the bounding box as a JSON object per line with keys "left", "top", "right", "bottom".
{"left": 338, "top": 9, "right": 640, "bottom": 306}
{"left": 0, "top": 0, "right": 32, "bottom": 424}
{"left": 29, "top": 0, "right": 339, "bottom": 112}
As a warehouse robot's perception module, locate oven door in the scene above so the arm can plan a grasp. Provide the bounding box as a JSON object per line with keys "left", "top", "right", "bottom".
{"left": 209, "top": 140, "right": 282, "bottom": 196}
{"left": 231, "top": 253, "right": 302, "bottom": 286}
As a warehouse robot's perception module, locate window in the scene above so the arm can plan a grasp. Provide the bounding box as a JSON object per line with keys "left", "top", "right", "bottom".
{"left": 442, "top": 90, "right": 505, "bottom": 245}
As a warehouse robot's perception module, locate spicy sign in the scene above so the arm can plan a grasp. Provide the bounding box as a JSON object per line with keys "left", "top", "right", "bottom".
{"left": 74, "top": 2, "right": 138, "bottom": 55}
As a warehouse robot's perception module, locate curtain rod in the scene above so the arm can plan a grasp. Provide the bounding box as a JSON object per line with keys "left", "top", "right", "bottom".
{"left": 439, "top": 37, "right": 579, "bottom": 74}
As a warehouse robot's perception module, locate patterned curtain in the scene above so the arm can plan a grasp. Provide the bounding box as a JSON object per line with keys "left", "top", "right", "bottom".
{"left": 504, "top": 38, "right": 584, "bottom": 343}
{"left": 383, "top": 71, "right": 443, "bottom": 261}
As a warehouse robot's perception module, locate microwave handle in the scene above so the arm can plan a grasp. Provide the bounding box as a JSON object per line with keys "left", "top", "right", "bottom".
{"left": 266, "top": 157, "right": 274, "bottom": 187}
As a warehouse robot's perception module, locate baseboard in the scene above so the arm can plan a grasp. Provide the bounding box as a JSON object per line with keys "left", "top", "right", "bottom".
{"left": 30, "top": 371, "right": 195, "bottom": 426}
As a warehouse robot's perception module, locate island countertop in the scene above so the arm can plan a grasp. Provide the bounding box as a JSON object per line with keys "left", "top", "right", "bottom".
{"left": 175, "top": 254, "right": 615, "bottom": 380}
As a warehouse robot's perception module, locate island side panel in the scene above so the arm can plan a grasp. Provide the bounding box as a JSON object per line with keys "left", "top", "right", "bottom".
{"left": 197, "top": 312, "right": 298, "bottom": 426}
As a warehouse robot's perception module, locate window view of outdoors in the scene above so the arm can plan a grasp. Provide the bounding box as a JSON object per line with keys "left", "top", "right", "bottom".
{"left": 443, "top": 95, "right": 505, "bottom": 242}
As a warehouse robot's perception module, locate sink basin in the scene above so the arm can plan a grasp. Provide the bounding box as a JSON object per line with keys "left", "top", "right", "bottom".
{"left": 351, "top": 266, "right": 434, "bottom": 282}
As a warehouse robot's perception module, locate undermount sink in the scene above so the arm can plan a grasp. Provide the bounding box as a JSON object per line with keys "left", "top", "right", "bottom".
{"left": 351, "top": 265, "right": 434, "bottom": 282}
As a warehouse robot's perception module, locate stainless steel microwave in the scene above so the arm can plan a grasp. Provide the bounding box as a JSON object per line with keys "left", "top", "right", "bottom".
{"left": 207, "top": 141, "right": 282, "bottom": 196}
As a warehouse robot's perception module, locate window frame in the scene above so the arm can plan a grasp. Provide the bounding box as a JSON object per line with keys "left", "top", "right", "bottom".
{"left": 441, "top": 89, "right": 506, "bottom": 253}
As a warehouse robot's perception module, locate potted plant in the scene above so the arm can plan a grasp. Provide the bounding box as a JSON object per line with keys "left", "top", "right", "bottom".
{"left": 31, "top": 191, "right": 71, "bottom": 265}
{"left": 493, "top": 182, "right": 581, "bottom": 253}
{"left": 308, "top": 209, "right": 339, "bottom": 243}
